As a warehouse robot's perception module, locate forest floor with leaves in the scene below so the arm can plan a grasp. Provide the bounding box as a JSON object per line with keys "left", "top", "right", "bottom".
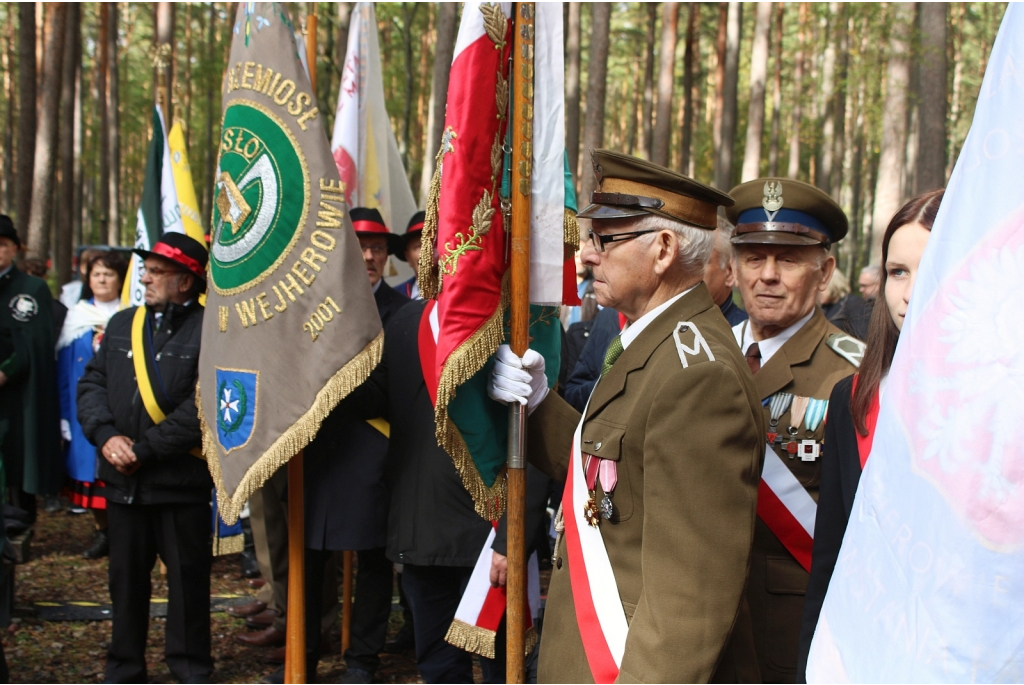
{"left": 5, "top": 507, "right": 424, "bottom": 683}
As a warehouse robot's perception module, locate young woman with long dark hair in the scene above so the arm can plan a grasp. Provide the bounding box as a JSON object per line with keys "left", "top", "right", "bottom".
{"left": 795, "top": 188, "right": 944, "bottom": 680}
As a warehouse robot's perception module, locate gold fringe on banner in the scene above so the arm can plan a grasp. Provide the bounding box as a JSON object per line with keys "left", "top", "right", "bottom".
{"left": 202, "top": 331, "right": 384, "bottom": 525}
{"left": 433, "top": 273, "right": 510, "bottom": 521}
{"left": 418, "top": 143, "right": 444, "bottom": 300}
{"left": 212, "top": 531, "right": 245, "bottom": 556}
{"left": 444, "top": 618, "right": 538, "bottom": 659}
{"left": 564, "top": 207, "right": 580, "bottom": 254}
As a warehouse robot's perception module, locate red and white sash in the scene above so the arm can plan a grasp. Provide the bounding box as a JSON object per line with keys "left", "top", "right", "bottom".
{"left": 757, "top": 444, "right": 817, "bottom": 572}
{"left": 562, "top": 405, "right": 629, "bottom": 683}
{"left": 445, "top": 525, "right": 541, "bottom": 658}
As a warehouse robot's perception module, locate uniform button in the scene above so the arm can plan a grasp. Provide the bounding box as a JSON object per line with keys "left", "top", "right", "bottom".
{"left": 556, "top": 557, "right": 562, "bottom": 569}
{"left": 595, "top": 442, "right": 602, "bottom": 450}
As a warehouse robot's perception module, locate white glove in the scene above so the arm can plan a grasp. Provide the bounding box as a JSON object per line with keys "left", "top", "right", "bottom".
{"left": 60, "top": 419, "right": 72, "bottom": 442}
{"left": 488, "top": 344, "right": 549, "bottom": 414}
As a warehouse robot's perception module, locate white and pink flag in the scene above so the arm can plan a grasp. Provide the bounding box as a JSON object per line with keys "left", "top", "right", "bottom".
{"left": 330, "top": 2, "right": 416, "bottom": 236}
{"left": 807, "top": 5, "right": 1024, "bottom": 681}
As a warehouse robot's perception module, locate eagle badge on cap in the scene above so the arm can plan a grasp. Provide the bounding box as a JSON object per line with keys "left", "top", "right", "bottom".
{"left": 762, "top": 181, "right": 784, "bottom": 221}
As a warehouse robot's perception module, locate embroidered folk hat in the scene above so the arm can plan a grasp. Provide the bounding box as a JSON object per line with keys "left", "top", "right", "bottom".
{"left": 577, "top": 149, "right": 734, "bottom": 229}
{"left": 134, "top": 232, "right": 208, "bottom": 284}
{"left": 0, "top": 215, "right": 20, "bottom": 247}
{"left": 726, "top": 178, "right": 848, "bottom": 248}
{"left": 351, "top": 207, "right": 403, "bottom": 256}
{"left": 396, "top": 211, "right": 425, "bottom": 263}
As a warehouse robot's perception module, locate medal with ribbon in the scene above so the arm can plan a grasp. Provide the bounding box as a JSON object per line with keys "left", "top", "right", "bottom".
{"left": 583, "top": 454, "right": 618, "bottom": 527}
{"left": 766, "top": 392, "right": 794, "bottom": 444}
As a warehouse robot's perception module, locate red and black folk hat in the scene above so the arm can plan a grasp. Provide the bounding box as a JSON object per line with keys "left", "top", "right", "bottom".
{"left": 351, "top": 207, "right": 403, "bottom": 256}
{"left": 396, "top": 211, "right": 425, "bottom": 263}
{"left": 134, "top": 232, "right": 208, "bottom": 284}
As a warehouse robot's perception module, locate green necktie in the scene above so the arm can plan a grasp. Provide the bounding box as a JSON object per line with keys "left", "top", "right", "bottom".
{"left": 601, "top": 334, "right": 624, "bottom": 378}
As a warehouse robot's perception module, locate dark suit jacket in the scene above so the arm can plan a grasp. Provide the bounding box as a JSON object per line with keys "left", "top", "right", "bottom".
{"left": 351, "top": 299, "right": 491, "bottom": 567}
{"left": 303, "top": 281, "right": 409, "bottom": 551}
{"left": 796, "top": 374, "right": 864, "bottom": 681}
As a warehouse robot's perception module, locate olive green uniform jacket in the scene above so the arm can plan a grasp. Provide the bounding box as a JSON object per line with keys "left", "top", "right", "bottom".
{"left": 528, "top": 284, "right": 766, "bottom": 683}
{"left": 732, "top": 308, "right": 861, "bottom": 683}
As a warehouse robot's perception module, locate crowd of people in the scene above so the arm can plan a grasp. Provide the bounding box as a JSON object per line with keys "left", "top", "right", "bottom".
{"left": 0, "top": 143, "right": 937, "bottom": 684}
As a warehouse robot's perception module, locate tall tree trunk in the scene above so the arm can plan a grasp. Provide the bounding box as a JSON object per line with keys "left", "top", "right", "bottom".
{"left": 830, "top": 7, "right": 849, "bottom": 200}
{"left": 870, "top": 1, "right": 914, "bottom": 263}
{"left": 680, "top": 3, "right": 698, "bottom": 175}
{"left": 768, "top": 3, "right": 784, "bottom": 176}
{"left": 15, "top": 2, "right": 37, "bottom": 237}
{"left": 741, "top": 2, "right": 772, "bottom": 182}
{"left": 201, "top": 1, "right": 217, "bottom": 230}
{"left": 2, "top": 5, "right": 15, "bottom": 214}
{"left": 651, "top": 3, "right": 679, "bottom": 167}
{"left": 183, "top": 3, "right": 193, "bottom": 146}
{"left": 714, "top": 2, "right": 741, "bottom": 190}
{"left": 787, "top": 2, "right": 808, "bottom": 180}
{"left": 947, "top": 2, "right": 964, "bottom": 179}
{"left": 26, "top": 3, "right": 67, "bottom": 259}
{"left": 72, "top": 21, "right": 83, "bottom": 249}
{"left": 639, "top": 3, "right": 657, "bottom": 160}
{"left": 155, "top": 2, "right": 174, "bottom": 121}
{"left": 916, "top": 2, "right": 947, "bottom": 192}
{"left": 565, "top": 2, "right": 581, "bottom": 186}
{"left": 98, "top": 2, "right": 110, "bottom": 244}
{"left": 419, "top": 1, "right": 457, "bottom": 206}
{"left": 580, "top": 2, "right": 611, "bottom": 203}
{"left": 712, "top": 3, "right": 727, "bottom": 162}
{"left": 336, "top": 3, "right": 351, "bottom": 71}
{"left": 816, "top": 5, "right": 838, "bottom": 191}
{"left": 56, "top": 3, "right": 78, "bottom": 284}
{"left": 106, "top": 3, "right": 120, "bottom": 246}
{"left": 399, "top": 4, "right": 419, "bottom": 170}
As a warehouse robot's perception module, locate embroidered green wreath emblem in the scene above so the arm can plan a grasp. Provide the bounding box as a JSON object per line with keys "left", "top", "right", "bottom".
{"left": 217, "top": 379, "right": 248, "bottom": 435}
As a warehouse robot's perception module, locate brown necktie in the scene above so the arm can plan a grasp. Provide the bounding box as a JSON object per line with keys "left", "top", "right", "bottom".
{"left": 745, "top": 342, "right": 761, "bottom": 375}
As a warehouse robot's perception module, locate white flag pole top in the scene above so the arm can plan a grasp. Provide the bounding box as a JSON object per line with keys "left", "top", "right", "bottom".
{"left": 528, "top": 3, "right": 566, "bottom": 306}
{"left": 807, "top": 5, "right": 1024, "bottom": 682}
{"left": 330, "top": 2, "right": 416, "bottom": 236}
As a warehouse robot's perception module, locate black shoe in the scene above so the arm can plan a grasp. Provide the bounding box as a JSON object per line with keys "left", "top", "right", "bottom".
{"left": 83, "top": 528, "right": 110, "bottom": 560}
{"left": 261, "top": 667, "right": 284, "bottom": 685}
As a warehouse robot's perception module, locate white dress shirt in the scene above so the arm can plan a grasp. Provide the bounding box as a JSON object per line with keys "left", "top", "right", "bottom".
{"left": 732, "top": 308, "right": 815, "bottom": 366}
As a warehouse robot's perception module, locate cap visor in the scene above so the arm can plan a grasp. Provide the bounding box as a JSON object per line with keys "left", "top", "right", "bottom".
{"left": 731, "top": 231, "right": 826, "bottom": 247}
{"left": 576, "top": 204, "right": 651, "bottom": 221}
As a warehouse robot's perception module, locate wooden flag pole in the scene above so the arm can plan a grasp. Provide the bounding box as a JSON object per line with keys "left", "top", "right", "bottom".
{"left": 284, "top": 12, "right": 318, "bottom": 685}
{"left": 507, "top": 3, "right": 535, "bottom": 683}
{"left": 285, "top": 452, "right": 308, "bottom": 684}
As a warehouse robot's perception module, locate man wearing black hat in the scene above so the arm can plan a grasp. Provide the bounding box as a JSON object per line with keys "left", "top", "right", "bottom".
{"left": 396, "top": 211, "right": 425, "bottom": 299}
{"left": 726, "top": 178, "right": 865, "bottom": 683}
{"left": 77, "top": 232, "right": 213, "bottom": 683}
{"left": 283, "top": 206, "right": 409, "bottom": 683}
{"left": 0, "top": 215, "right": 63, "bottom": 519}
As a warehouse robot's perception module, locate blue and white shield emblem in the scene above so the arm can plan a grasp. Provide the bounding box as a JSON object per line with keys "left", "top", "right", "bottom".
{"left": 216, "top": 369, "right": 258, "bottom": 452}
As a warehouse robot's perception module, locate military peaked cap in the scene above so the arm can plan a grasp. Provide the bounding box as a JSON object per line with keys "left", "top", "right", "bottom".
{"left": 578, "top": 149, "right": 733, "bottom": 229}
{"left": 727, "top": 178, "right": 848, "bottom": 247}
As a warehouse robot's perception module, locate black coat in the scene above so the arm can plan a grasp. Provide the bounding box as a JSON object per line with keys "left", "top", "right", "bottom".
{"left": 350, "top": 299, "right": 491, "bottom": 566}
{"left": 77, "top": 302, "right": 211, "bottom": 505}
{"left": 303, "top": 280, "right": 409, "bottom": 551}
{"left": 563, "top": 306, "right": 621, "bottom": 412}
{"left": 796, "top": 374, "right": 864, "bottom": 682}
{"left": 822, "top": 294, "right": 872, "bottom": 341}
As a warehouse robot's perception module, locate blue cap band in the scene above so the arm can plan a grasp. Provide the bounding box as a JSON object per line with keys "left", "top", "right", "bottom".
{"left": 737, "top": 208, "right": 830, "bottom": 239}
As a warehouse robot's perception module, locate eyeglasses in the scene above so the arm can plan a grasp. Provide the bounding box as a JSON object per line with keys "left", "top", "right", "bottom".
{"left": 361, "top": 243, "right": 388, "bottom": 256}
{"left": 586, "top": 228, "right": 656, "bottom": 253}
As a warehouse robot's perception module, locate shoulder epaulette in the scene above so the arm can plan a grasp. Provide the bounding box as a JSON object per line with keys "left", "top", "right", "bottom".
{"left": 674, "top": 321, "right": 715, "bottom": 369}
{"left": 826, "top": 333, "right": 866, "bottom": 368}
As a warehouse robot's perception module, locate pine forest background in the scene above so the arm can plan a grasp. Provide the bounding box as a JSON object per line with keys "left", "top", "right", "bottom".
{"left": 0, "top": 2, "right": 1007, "bottom": 291}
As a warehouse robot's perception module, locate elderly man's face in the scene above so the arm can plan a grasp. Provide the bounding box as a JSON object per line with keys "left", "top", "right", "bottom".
{"left": 580, "top": 217, "right": 662, "bottom": 319}
{"left": 734, "top": 244, "right": 835, "bottom": 337}
{"left": 859, "top": 269, "right": 880, "bottom": 299}
{"left": 0, "top": 237, "right": 17, "bottom": 272}
{"left": 360, "top": 236, "right": 388, "bottom": 286}
{"left": 140, "top": 256, "right": 191, "bottom": 310}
